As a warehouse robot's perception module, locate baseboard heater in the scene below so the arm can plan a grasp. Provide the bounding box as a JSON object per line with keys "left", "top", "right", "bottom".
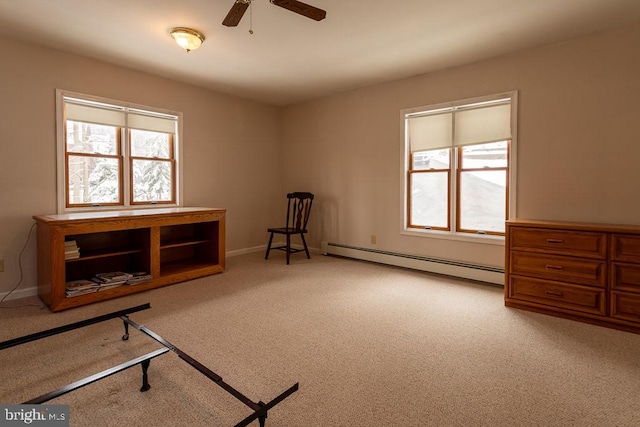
{"left": 322, "top": 242, "right": 504, "bottom": 285}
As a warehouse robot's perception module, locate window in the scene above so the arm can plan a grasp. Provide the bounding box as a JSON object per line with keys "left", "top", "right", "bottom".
{"left": 56, "top": 91, "right": 181, "bottom": 212}
{"left": 403, "top": 93, "right": 516, "bottom": 237}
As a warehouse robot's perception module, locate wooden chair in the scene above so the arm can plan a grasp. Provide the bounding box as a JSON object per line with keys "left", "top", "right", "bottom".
{"left": 265, "top": 192, "right": 314, "bottom": 264}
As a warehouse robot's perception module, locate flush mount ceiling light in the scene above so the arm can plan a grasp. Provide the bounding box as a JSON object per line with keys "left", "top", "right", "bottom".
{"left": 170, "top": 27, "right": 205, "bottom": 52}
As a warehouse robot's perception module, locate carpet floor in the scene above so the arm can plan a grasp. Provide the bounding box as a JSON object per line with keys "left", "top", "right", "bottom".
{"left": 1, "top": 252, "right": 639, "bottom": 426}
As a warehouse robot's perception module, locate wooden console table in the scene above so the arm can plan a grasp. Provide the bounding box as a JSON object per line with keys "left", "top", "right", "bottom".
{"left": 505, "top": 219, "right": 640, "bottom": 334}
{"left": 33, "top": 207, "right": 225, "bottom": 311}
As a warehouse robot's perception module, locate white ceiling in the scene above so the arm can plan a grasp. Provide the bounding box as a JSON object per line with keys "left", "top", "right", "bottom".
{"left": 1, "top": 0, "right": 640, "bottom": 106}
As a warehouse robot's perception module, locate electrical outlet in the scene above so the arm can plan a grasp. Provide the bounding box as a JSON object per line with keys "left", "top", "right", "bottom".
{"left": 0, "top": 259, "right": 4, "bottom": 272}
{"left": 371, "top": 235, "right": 377, "bottom": 245}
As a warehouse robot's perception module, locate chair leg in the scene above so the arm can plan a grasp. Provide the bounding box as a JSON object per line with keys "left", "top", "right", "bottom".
{"left": 286, "top": 234, "right": 291, "bottom": 265}
{"left": 265, "top": 232, "right": 275, "bottom": 259}
{"left": 300, "top": 233, "right": 311, "bottom": 259}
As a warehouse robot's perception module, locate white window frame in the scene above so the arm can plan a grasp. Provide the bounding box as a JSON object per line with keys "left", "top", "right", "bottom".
{"left": 55, "top": 89, "right": 184, "bottom": 213}
{"left": 400, "top": 91, "right": 518, "bottom": 244}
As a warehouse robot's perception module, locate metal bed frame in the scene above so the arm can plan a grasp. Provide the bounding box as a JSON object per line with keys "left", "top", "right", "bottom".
{"left": 0, "top": 303, "right": 299, "bottom": 427}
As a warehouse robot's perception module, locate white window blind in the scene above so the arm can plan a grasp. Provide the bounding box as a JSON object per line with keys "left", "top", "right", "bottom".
{"left": 408, "top": 100, "right": 511, "bottom": 153}
{"left": 65, "top": 99, "right": 177, "bottom": 132}
{"left": 65, "top": 102, "right": 125, "bottom": 127}
{"left": 407, "top": 112, "right": 452, "bottom": 152}
{"left": 128, "top": 111, "right": 177, "bottom": 133}
{"left": 454, "top": 103, "right": 511, "bottom": 146}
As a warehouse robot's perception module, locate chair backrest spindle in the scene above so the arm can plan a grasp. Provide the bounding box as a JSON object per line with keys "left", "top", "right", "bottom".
{"left": 286, "top": 192, "right": 314, "bottom": 232}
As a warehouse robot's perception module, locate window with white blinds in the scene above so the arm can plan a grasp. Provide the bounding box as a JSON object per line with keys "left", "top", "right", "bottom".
{"left": 56, "top": 90, "right": 181, "bottom": 212}
{"left": 403, "top": 93, "right": 516, "bottom": 236}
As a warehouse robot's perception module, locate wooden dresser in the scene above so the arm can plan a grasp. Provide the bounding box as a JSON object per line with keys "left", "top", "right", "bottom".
{"left": 505, "top": 219, "right": 640, "bottom": 334}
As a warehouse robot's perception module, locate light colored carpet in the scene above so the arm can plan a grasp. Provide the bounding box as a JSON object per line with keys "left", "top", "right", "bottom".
{"left": 1, "top": 252, "right": 639, "bottom": 426}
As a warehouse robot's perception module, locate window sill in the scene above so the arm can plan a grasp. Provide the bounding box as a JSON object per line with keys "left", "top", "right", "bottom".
{"left": 61, "top": 203, "right": 180, "bottom": 215}
{"left": 401, "top": 228, "right": 505, "bottom": 246}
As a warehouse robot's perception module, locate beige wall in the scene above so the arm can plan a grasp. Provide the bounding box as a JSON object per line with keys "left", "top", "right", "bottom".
{"left": 282, "top": 23, "right": 640, "bottom": 268}
{"left": 0, "top": 36, "right": 283, "bottom": 296}
{"left": 2, "top": 22, "right": 639, "bottom": 297}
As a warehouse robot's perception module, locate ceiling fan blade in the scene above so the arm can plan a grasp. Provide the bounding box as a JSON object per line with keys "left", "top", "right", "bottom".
{"left": 222, "top": 1, "right": 250, "bottom": 27}
{"left": 270, "top": 0, "right": 326, "bottom": 21}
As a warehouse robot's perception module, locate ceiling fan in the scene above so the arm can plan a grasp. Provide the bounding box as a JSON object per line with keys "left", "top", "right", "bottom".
{"left": 223, "top": 0, "right": 326, "bottom": 27}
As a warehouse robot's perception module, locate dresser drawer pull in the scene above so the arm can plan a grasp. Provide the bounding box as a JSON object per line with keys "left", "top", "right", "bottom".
{"left": 545, "top": 264, "right": 564, "bottom": 270}
{"left": 545, "top": 290, "right": 564, "bottom": 297}
{"left": 546, "top": 239, "right": 564, "bottom": 244}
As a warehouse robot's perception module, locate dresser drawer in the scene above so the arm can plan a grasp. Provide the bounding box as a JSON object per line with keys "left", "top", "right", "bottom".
{"left": 510, "top": 251, "right": 606, "bottom": 287}
{"left": 610, "top": 291, "right": 640, "bottom": 322}
{"left": 509, "top": 276, "right": 606, "bottom": 315}
{"left": 610, "top": 263, "right": 640, "bottom": 293}
{"left": 509, "top": 227, "right": 606, "bottom": 259}
{"left": 611, "top": 234, "right": 640, "bottom": 263}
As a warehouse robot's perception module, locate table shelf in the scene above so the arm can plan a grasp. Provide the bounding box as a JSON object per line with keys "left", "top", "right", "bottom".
{"left": 34, "top": 207, "right": 226, "bottom": 311}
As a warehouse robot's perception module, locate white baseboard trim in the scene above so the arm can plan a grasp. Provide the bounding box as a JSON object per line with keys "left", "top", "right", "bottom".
{"left": 0, "top": 285, "right": 38, "bottom": 302}
{"left": 227, "top": 246, "right": 265, "bottom": 257}
{"left": 321, "top": 242, "right": 504, "bottom": 285}
{"left": 228, "top": 244, "right": 321, "bottom": 258}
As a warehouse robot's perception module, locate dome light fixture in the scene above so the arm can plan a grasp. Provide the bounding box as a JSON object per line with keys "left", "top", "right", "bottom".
{"left": 170, "top": 27, "right": 205, "bottom": 53}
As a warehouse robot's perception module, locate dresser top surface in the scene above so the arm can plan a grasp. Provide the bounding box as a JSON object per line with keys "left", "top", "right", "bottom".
{"left": 507, "top": 218, "right": 640, "bottom": 234}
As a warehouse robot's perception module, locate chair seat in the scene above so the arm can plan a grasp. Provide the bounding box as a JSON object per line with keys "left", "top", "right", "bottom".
{"left": 267, "top": 227, "right": 307, "bottom": 234}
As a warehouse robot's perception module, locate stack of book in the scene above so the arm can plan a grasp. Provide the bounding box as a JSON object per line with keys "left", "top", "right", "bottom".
{"left": 64, "top": 240, "right": 80, "bottom": 260}
{"left": 91, "top": 271, "right": 132, "bottom": 290}
{"left": 65, "top": 279, "right": 99, "bottom": 297}
{"left": 126, "top": 272, "right": 153, "bottom": 285}
{"left": 65, "top": 271, "right": 154, "bottom": 298}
